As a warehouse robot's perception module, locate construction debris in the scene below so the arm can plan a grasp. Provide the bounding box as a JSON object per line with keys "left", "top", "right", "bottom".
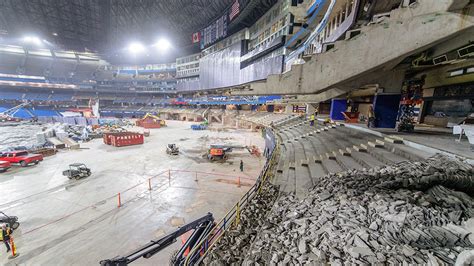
{"left": 206, "top": 155, "right": 474, "bottom": 265}
{"left": 203, "top": 182, "right": 279, "bottom": 265}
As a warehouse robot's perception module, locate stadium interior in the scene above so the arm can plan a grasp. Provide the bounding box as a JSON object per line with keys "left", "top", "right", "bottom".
{"left": 0, "top": 0, "right": 474, "bottom": 265}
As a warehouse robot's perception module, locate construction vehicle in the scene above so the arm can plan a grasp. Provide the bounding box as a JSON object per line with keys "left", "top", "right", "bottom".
{"left": 62, "top": 163, "right": 91, "bottom": 180}
{"left": 206, "top": 145, "right": 233, "bottom": 161}
{"left": 0, "top": 102, "right": 29, "bottom": 122}
{"left": 100, "top": 213, "right": 215, "bottom": 266}
{"left": 166, "top": 144, "right": 179, "bottom": 155}
{"left": 206, "top": 144, "right": 261, "bottom": 161}
{"left": 0, "top": 211, "right": 20, "bottom": 229}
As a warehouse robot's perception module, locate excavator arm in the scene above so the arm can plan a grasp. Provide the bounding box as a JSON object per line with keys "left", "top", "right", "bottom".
{"left": 100, "top": 213, "right": 214, "bottom": 266}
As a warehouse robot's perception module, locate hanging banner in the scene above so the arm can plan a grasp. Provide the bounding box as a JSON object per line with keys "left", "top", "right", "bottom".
{"left": 192, "top": 32, "right": 201, "bottom": 44}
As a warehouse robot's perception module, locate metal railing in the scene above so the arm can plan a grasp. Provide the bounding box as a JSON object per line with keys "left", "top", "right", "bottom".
{"left": 184, "top": 128, "right": 280, "bottom": 265}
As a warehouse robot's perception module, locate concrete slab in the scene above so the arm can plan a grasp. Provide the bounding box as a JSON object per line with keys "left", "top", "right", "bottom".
{"left": 0, "top": 121, "right": 265, "bottom": 265}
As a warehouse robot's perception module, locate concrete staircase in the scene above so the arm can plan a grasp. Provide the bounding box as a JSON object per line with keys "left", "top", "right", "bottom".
{"left": 273, "top": 118, "right": 434, "bottom": 198}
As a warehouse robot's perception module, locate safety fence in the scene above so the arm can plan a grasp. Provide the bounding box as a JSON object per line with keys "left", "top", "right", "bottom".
{"left": 20, "top": 169, "right": 252, "bottom": 236}
{"left": 184, "top": 128, "right": 280, "bottom": 265}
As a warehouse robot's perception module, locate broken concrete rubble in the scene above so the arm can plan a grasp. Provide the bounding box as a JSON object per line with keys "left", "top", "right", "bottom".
{"left": 206, "top": 155, "right": 474, "bottom": 264}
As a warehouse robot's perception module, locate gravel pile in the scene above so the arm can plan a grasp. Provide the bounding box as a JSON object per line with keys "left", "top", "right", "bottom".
{"left": 206, "top": 155, "right": 474, "bottom": 265}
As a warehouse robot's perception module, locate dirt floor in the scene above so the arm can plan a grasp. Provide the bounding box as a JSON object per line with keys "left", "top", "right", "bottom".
{"left": 0, "top": 120, "right": 265, "bottom": 265}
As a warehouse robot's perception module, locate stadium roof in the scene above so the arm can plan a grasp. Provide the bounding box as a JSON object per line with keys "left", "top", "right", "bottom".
{"left": 0, "top": 0, "right": 277, "bottom": 62}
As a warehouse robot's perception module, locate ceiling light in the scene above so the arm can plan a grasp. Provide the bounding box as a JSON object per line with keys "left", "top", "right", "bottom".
{"left": 154, "top": 38, "right": 171, "bottom": 51}
{"left": 128, "top": 42, "right": 145, "bottom": 54}
{"left": 23, "top": 36, "right": 42, "bottom": 45}
{"left": 52, "top": 32, "right": 58, "bottom": 36}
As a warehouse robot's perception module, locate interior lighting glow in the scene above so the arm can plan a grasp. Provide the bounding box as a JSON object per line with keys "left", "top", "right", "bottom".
{"left": 23, "top": 36, "right": 42, "bottom": 45}
{"left": 154, "top": 38, "right": 171, "bottom": 51}
{"left": 128, "top": 42, "right": 146, "bottom": 54}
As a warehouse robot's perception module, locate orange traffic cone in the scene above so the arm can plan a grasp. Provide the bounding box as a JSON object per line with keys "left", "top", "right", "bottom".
{"left": 8, "top": 236, "right": 19, "bottom": 259}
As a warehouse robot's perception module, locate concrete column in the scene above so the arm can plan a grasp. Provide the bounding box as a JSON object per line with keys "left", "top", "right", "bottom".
{"left": 306, "top": 104, "right": 315, "bottom": 115}
{"left": 373, "top": 93, "right": 401, "bottom": 128}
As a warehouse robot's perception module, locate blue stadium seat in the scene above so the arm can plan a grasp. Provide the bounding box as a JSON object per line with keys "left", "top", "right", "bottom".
{"left": 0, "top": 91, "right": 24, "bottom": 100}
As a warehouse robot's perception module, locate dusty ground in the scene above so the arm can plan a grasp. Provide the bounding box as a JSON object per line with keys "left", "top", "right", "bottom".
{"left": 0, "top": 120, "right": 265, "bottom": 265}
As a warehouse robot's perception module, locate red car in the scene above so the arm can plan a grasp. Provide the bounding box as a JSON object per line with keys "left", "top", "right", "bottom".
{"left": 0, "top": 161, "right": 11, "bottom": 172}
{"left": 0, "top": 151, "right": 43, "bottom": 167}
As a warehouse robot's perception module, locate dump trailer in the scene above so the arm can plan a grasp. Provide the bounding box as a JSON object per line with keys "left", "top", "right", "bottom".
{"left": 100, "top": 213, "right": 215, "bottom": 266}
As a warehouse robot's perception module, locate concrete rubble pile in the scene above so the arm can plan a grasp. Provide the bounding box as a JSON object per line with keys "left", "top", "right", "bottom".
{"left": 207, "top": 155, "right": 474, "bottom": 265}
{"left": 203, "top": 183, "right": 279, "bottom": 265}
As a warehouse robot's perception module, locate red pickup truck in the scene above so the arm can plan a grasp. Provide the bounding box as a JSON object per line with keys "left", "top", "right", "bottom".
{"left": 0, "top": 151, "right": 43, "bottom": 167}
{"left": 0, "top": 161, "right": 11, "bottom": 172}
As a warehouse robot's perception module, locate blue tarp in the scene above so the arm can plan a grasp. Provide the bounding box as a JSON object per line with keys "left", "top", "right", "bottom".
{"left": 330, "top": 99, "right": 347, "bottom": 121}
{"left": 373, "top": 94, "right": 401, "bottom": 128}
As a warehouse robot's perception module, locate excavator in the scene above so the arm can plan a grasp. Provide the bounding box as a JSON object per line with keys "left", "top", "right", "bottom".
{"left": 100, "top": 213, "right": 215, "bottom": 266}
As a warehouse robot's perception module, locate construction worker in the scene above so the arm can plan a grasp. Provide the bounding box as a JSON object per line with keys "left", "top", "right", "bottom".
{"left": 368, "top": 105, "right": 376, "bottom": 128}
{"left": 1, "top": 224, "right": 12, "bottom": 253}
{"left": 310, "top": 113, "right": 315, "bottom": 126}
{"left": 240, "top": 160, "right": 244, "bottom": 172}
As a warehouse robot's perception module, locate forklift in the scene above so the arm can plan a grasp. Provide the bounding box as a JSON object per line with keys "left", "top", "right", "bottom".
{"left": 100, "top": 213, "right": 215, "bottom": 266}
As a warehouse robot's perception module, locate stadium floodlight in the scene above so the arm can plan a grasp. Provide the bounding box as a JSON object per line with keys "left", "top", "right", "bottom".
{"left": 154, "top": 38, "right": 171, "bottom": 51}
{"left": 128, "top": 42, "right": 146, "bottom": 54}
{"left": 23, "top": 36, "right": 42, "bottom": 45}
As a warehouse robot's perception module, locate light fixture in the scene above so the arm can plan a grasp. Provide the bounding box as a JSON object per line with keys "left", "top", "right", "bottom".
{"left": 23, "top": 36, "right": 42, "bottom": 45}
{"left": 154, "top": 38, "right": 171, "bottom": 51}
{"left": 52, "top": 32, "right": 58, "bottom": 36}
{"left": 128, "top": 42, "right": 145, "bottom": 54}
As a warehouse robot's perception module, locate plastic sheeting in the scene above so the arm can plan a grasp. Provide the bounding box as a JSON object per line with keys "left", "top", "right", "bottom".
{"left": 199, "top": 41, "right": 242, "bottom": 90}
{"left": 177, "top": 78, "right": 201, "bottom": 92}
{"left": 240, "top": 50, "right": 284, "bottom": 84}
{"left": 188, "top": 42, "right": 284, "bottom": 91}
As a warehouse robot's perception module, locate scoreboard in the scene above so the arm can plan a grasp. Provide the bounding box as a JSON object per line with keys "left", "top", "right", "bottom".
{"left": 200, "top": 15, "right": 228, "bottom": 49}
